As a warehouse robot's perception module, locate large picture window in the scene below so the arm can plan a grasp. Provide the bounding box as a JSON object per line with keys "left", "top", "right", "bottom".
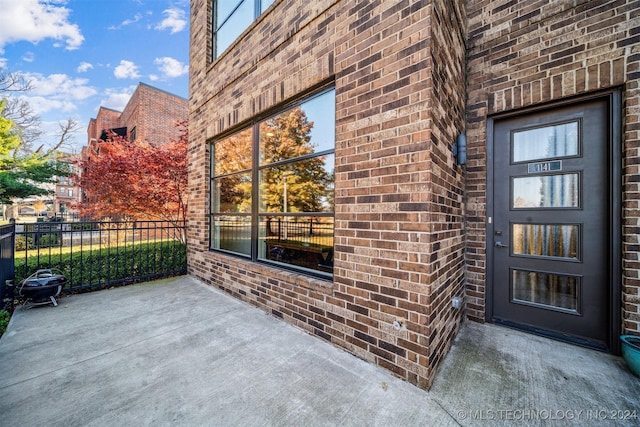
{"left": 212, "top": 0, "right": 275, "bottom": 59}
{"left": 210, "top": 88, "right": 335, "bottom": 277}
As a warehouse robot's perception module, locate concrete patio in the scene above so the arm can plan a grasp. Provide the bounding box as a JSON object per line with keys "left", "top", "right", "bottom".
{"left": 0, "top": 275, "right": 638, "bottom": 426}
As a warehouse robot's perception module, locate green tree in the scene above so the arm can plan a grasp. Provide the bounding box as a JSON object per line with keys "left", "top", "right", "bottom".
{"left": 0, "top": 70, "right": 78, "bottom": 214}
{"left": 0, "top": 100, "right": 70, "bottom": 205}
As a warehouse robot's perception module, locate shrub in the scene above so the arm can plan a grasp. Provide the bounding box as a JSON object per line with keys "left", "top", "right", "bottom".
{"left": 14, "top": 235, "right": 33, "bottom": 251}
{"left": 0, "top": 310, "right": 10, "bottom": 336}
{"left": 14, "top": 240, "right": 187, "bottom": 290}
{"left": 37, "top": 233, "right": 60, "bottom": 247}
{"left": 71, "top": 223, "right": 96, "bottom": 231}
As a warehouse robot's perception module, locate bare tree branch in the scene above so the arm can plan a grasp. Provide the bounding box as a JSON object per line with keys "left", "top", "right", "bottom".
{"left": 2, "top": 97, "right": 42, "bottom": 154}
{"left": 46, "top": 119, "right": 80, "bottom": 155}
{"left": 1, "top": 70, "right": 79, "bottom": 158}
{"left": 0, "top": 71, "right": 33, "bottom": 93}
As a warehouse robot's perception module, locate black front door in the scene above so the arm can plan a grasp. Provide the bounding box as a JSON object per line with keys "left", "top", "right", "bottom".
{"left": 490, "top": 96, "right": 616, "bottom": 350}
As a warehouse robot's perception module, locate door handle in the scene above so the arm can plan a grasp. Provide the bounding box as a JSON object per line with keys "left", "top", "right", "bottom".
{"left": 495, "top": 241, "right": 509, "bottom": 248}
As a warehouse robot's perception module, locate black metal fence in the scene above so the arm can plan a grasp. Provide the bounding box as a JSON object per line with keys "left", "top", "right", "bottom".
{"left": 11, "top": 220, "right": 187, "bottom": 294}
{"left": 0, "top": 221, "right": 15, "bottom": 310}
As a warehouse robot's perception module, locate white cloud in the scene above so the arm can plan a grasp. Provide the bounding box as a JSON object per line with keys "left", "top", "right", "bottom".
{"left": 13, "top": 72, "right": 97, "bottom": 114}
{"left": 0, "top": 0, "right": 84, "bottom": 54}
{"left": 77, "top": 62, "right": 93, "bottom": 73}
{"left": 22, "top": 51, "right": 35, "bottom": 62}
{"left": 149, "top": 74, "right": 159, "bottom": 81}
{"left": 26, "top": 73, "right": 96, "bottom": 100}
{"left": 100, "top": 87, "right": 136, "bottom": 111}
{"left": 108, "top": 13, "right": 144, "bottom": 30}
{"left": 0, "top": 58, "right": 7, "bottom": 69}
{"left": 19, "top": 95, "right": 75, "bottom": 114}
{"left": 154, "top": 57, "right": 188, "bottom": 78}
{"left": 114, "top": 60, "right": 140, "bottom": 79}
{"left": 122, "top": 13, "right": 143, "bottom": 26}
{"left": 155, "top": 8, "right": 187, "bottom": 34}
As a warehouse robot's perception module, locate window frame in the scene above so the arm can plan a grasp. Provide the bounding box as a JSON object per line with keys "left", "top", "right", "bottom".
{"left": 209, "top": 86, "right": 335, "bottom": 279}
{"left": 211, "top": 0, "right": 275, "bottom": 60}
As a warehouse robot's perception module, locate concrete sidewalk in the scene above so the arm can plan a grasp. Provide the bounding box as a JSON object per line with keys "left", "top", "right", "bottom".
{"left": 0, "top": 276, "right": 638, "bottom": 426}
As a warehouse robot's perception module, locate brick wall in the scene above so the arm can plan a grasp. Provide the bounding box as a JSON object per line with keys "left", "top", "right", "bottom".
{"left": 189, "top": 0, "right": 466, "bottom": 389}
{"left": 465, "top": 0, "right": 640, "bottom": 333}
{"left": 120, "top": 83, "right": 188, "bottom": 145}
{"left": 86, "top": 84, "right": 187, "bottom": 150}
{"left": 427, "top": 0, "right": 467, "bottom": 372}
{"left": 87, "top": 108, "right": 120, "bottom": 142}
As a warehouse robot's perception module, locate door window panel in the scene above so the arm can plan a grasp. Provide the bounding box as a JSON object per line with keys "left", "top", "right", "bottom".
{"left": 513, "top": 121, "right": 579, "bottom": 162}
{"left": 512, "top": 224, "right": 579, "bottom": 260}
{"left": 511, "top": 269, "right": 580, "bottom": 313}
{"left": 512, "top": 173, "right": 579, "bottom": 208}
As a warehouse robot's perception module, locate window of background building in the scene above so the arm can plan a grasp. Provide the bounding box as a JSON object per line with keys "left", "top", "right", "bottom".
{"left": 210, "top": 87, "right": 335, "bottom": 277}
{"left": 212, "top": 0, "right": 275, "bottom": 59}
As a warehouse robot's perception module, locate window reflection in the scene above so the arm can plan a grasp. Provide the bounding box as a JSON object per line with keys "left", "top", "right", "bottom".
{"left": 213, "top": 0, "right": 276, "bottom": 59}
{"left": 215, "top": 0, "right": 253, "bottom": 56}
{"left": 512, "top": 224, "right": 578, "bottom": 259}
{"left": 258, "top": 216, "right": 334, "bottom": 273}
{"left": 217, "top": 1, "right": 240, "bottom": 21}
{"left": 209, "top": 87, "right": 335, "bottom": 276}
{"left": 512, "top": 269, "right": 579, "bottom": 313}
{"left": 512, "top": 173, "right": 579, "bottom": 208}
{"left": 213, "top": 128, "right": 252, "bottom": 175}
{"left": 211, "top": 216, "right": 251, "bottom": 256}
{"left": 261, "top": 0, "right": 275, "bottom": 13}
{"left": 259, "top": 155, "right": 334, "bottom": 213}
{"left": 212, "top": 173, "right": 252, "bottom": 213}
{"left": 513, "top": 121, "right": 578, "bottom": 162}
{"left": 260, "top": 91, "right": 335, "bottom": 164}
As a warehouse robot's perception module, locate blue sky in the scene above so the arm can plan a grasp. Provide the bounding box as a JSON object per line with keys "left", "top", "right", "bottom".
{"left": 0, "top": 0, "right": 190, "bottom": 153}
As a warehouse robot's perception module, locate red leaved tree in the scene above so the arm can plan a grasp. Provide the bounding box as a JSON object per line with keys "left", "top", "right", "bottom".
{"left": 75, "top": 121, "right": 188, "bottom": 242}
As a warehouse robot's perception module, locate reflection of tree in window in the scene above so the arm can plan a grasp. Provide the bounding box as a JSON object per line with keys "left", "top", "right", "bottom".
{"left": 259, "top": 108, "right": 332, "bottom": 214}
{"left": 210, "top": 88, "right": 335, "bottom": 274}
{"left": 215, "top": 130, "right": 252, "bottom": 174}
{"left": 214, "top": 129, "right": 252, "bottom": 213}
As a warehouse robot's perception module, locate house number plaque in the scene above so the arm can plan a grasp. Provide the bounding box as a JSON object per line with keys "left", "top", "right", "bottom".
{"left": 527, "top": 160, "right": 562, "bottom": 174}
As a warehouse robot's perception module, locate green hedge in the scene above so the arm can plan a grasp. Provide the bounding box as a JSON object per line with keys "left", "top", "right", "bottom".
{"left": 0, "top": 310, "right": 10, "bottom": 336}
{"left": 14, "top": 233, "right": 60, "bottom": 250}
{"left": 14, "top": 236, "right": 33, "bottom": 251}
{"left": 14, "top": 240, "right": 186, "bottom": 289}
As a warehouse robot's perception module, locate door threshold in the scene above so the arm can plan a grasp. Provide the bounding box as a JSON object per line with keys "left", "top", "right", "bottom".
{"left": 492, "top": 318, "right": 610, "bottom": 353}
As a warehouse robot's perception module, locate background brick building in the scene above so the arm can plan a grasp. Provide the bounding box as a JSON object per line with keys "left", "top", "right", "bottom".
{"left": 84, "top": 82, "right": 188, "bottom": 157}
{"left": 53, "top": 153, "right": 81, "bottom": 217}
{"left": 76, "top": 83, "right": 188, "bottom": 216}
{"left": 189, "top": 0, "right": 640, "bottom": 389}
{"left": 79, "top": 82, "right": 188, "bottom": 200}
